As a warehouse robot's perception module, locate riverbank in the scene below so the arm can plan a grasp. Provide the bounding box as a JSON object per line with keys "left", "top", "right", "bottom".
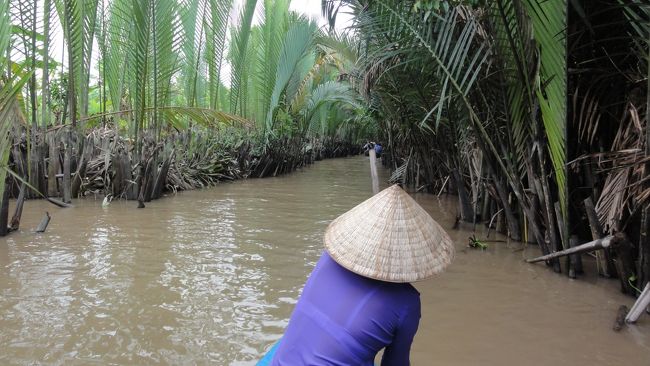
{"left": 0, "top": 156, "right": 648, "bottom": 365}
{"left": 1, "top": 127, "right": 360, "bottom": 235}
{"left": 7, "top": 128, "right": 360, "bottom": 201}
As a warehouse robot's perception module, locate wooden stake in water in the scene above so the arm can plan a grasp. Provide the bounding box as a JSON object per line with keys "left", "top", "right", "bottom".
{"left": 35, "top": 212, "right": 51, "bottom": 233}
{"left": 369, "top": 149, "right": 379, "bottom": 195}
{"left": 626, "top": 283, "right": 650, "bottom": 324}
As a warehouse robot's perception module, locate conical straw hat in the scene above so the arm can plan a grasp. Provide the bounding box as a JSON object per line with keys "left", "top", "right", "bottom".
{"left": 324, "top": 184, "right": 454, "bottom": 283}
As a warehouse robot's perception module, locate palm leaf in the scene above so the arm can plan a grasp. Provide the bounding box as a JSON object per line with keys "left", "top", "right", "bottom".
{"left": 0, "top": 0, "right": 10, "bottom": 60}
{"left": 256, "top": 0, "right": 290, "bottom": 122}
{"left": 0, "top": 69, "right": 34, "bottom": 204}
{"left": 127, "top": 0, "right": 151, "bottom": 143}
{"left": 523, "top": 0, "right": 568, "bottom": 231}
{"left": 54, "top": 0, "right": 100, "bottom": 117}
{"left": 489, "top": 0, "right": 537, "bottom": 177}
{"left": 229, "top": 0, "right": 258, "bottom": 115}
{"left": 98, "top": 0, "right": 132, "bottom": 114}
{"left": 265, "top": 20, "right": 318, "bottom": 134}
{"left": 304, "top": 80, "right": 362, "bottom": 135}
{"left": 204, "top": 0, "right": 233, "bottom": 110}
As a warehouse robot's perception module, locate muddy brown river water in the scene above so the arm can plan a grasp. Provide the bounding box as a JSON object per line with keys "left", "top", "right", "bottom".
{"left": 0, "top": 156, "right": 648, "bottom": 365}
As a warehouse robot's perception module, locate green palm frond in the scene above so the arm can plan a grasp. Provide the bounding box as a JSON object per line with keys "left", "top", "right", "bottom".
{"left": 356, "top": 1, "right": 489, "bottom": 130}
{"left": 0, "top": 0, "right": 10, "bottom": 59}
{"left": 286, "top": 55, "right": 328, "bottom": 111}
{"left": 265, "top": 20, "right": 318, "bottom": 134}
{"left": 250, "top": 0, "right": 290, "bottom": 123}
{"left": 316, "top": 31, "right": 360, "bottom": 66}
{"left": 489, "top": 0, "right": 537, "bottom": 177}
{"left": 523, "top": 0, "right": 568, "bottom": 228}
{"left": 229, "top": 0, "right": 258, "bottom": 115}
{"left": 107, "top": 0, "right": 183, "bottom": 141}
{"left": 180, "top": 0, "right": 202, "bottom": 107}
{"left": 127, "top": 0, "right": 151, "bottom": 141}
{"left": 286, "top": 52, "right": 318, "bottom": 113}
{"left": 180, "top": 0, "right": 233, "bottom": 111}
{"left": 304, "top": 80, "right": 363, "bottom": 136}
{"left": 54, "top": 0, "right": 100, "bottom": 117}
{"left": 158, "top": 106, "right": 254, "bottom": 130}
{"left": 0, "top": 67, "right": 33, "bottom": 205}
{"left": 151, "top": 0, "right": 182, "bottom": 132}
{"left": 98, "top": 0, "right": 131, "bottom": 113}
{"left": 204, "top": 0, "right": 233, "bottom": 110}
{"left": 620, "top": 0, "right": 650, "bottom": 56}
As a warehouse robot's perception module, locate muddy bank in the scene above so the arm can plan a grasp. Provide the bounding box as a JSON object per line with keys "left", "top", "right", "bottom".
{"left": 5, "top": 127, "right": 359, "bottom": 205}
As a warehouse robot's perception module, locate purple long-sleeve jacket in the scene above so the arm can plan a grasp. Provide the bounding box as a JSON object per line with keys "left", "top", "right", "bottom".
{"left": 271, "top": 252, "right": 421, "bottom": 365}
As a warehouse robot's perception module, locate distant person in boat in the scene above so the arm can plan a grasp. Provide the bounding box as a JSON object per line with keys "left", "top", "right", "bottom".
{"left": 269, "top": 185, "right": 454, "bottom": 366}
{"left": 374, "top": 142, "right": 383, "bottom": 158}
{"left": 363, "top": 141, "right": 374, "bottom": 156}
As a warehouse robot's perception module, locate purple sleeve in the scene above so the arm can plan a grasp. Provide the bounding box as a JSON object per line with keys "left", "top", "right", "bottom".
{"left": 380, "top": 299, "right": 421, "bottom": 366}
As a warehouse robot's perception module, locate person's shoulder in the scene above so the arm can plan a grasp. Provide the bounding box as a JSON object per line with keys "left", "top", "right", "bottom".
{"left": 403, "top": 283, "right": 420, "bottom": 300}
{"left": 384, "top": 282, "right": 420, "bottom": 298}
{"left": 394, "top": 284, "right": 421, "bottom": 319}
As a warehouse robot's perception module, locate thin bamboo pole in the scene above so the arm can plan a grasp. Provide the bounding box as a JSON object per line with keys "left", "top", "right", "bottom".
{"left": 526, "top": 235, "right": 616, "bottom": 263}
{"left": 626, "top": 283, "right": 650, "bottom": 324}
{"left": 369, "top": 148, "right": 379, "bottom": 195}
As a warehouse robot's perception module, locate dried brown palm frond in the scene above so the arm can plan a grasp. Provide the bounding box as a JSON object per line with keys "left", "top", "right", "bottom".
{"left": 590, "top": 101, "right": 648, "bottom": 232}
{"left": 596, "top": 167, "right": 630, "bottom": 232}
{"left": 573, "top": 85, "right": 603, "bottom": 146}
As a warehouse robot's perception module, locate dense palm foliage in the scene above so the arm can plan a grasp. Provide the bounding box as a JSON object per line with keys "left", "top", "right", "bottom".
{"left": 0, "top": 0, "right": 372, "bottom": 207}
{"left": 324, "top": 0, "right": 649, "bottom": 291}
{"left": 323, "top": 0, "right": 568, "bottom": 249}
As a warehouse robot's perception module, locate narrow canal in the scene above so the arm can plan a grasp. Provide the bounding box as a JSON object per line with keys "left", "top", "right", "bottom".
{"left": 0, "top": 156, "right": 648, "bottom": 365}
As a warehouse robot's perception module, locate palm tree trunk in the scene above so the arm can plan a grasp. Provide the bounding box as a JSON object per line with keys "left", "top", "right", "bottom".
{"left": 536, "top": 141, "right": 562, "bottom": 253}
{"left": 491, "top": 171, "right": 521, "bottom": 241}
{"left": 41, "top": 0, "right": 51, "bottom": 130}
{"left": 47, "top": 132, "right": 59, "bottom": 197}
{"left": 41, "top": 0, "right": 52, "bottom": 195}
{"left": 10, "top": 183, "right": 26, "bottom": 231}
{"left": 452, "top": 167, "right": 474, "bottom": 222}
{"left": 63, "top": 129, "right": 71, "bottom": 203}
{"left": 0, "top": 177, "right": 10, "bottom": 236}
{"left": 62, "top": 2, "right": 76, "bottom": 203}
{"left": 26, "top": 0, "right": 41, "bottom": 199}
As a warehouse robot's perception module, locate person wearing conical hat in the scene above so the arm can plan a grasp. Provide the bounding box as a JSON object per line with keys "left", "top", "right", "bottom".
{"left": 269, "top": 185, "right": 454, "bottom": 365}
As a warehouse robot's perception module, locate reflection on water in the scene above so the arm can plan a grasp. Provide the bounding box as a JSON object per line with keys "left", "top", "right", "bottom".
{"left": 0, "top": 156, "right": 648, "bottom": 365}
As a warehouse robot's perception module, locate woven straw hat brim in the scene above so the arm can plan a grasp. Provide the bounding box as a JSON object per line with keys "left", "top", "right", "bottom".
{"left": 324, "top": 185, "right": 454, "bottom": 283}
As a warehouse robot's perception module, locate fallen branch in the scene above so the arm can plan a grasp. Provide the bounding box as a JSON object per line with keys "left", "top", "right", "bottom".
{"left": 35, "top": 212, "right": 50, "bottom": 233}
{"left": 45, "top": 197, "right": 72, "bottom": 208}
{"left": 526, "top": 234, "right": 618, "bottom": 263}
